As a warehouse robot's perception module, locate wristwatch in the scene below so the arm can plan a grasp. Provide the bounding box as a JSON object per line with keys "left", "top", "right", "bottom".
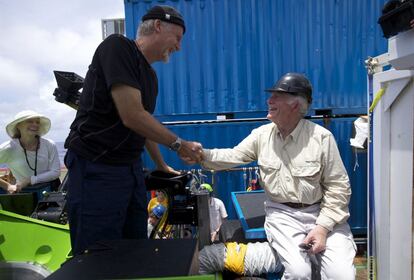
{"left": 169, "top": 137, "right": 182, "bottom": 151}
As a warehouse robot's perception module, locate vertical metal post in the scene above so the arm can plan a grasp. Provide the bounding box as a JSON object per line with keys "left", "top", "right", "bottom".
{"left": 196, "top": 193, "right": 210, "bottom": 250}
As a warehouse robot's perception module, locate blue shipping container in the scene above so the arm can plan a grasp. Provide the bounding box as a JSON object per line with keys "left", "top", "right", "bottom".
{"left": 125, "top": 0, "right": 387, "bottom": 118}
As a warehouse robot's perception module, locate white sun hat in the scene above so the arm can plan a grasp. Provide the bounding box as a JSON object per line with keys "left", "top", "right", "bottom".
{"left": 6, "top": 110, "right": 51, "bottom": 138}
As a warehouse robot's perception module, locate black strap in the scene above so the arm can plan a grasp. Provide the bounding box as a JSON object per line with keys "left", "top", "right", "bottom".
{"left": 20, "top": 138, "right": 39, "bottom": 176}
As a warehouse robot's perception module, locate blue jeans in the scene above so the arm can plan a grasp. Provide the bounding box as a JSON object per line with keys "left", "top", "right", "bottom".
{"left": 65, "top": 150, "right": 148, "bottom": 255}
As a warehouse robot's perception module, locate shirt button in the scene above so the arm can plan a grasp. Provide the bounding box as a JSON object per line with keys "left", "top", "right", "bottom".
{"left": 286, "top": 177, "right": 291, "bottom": 182}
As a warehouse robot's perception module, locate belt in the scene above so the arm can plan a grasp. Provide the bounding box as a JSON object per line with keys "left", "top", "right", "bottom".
{"left": 282, "top": 202, "right": 314, "bottom": 209}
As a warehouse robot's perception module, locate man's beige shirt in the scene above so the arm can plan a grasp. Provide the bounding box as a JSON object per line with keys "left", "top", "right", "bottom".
{"left": 202, "top": 119, "right": 351, "bottom": 231}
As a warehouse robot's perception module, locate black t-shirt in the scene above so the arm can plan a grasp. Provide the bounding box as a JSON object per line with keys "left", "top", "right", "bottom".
{"left": 65, "top": 34, "right": 158, "bottom": 165}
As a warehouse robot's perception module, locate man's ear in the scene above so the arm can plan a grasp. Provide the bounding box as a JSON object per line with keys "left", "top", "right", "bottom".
{"left": 154, "top": 19, "right": 162, "bottom": 32}
{"left": 290, "top": 99, "right": 300, "bottom": 112}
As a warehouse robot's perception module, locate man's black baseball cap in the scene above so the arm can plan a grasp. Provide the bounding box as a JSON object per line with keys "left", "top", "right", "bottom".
{"left": 142, "top": 5, "right": 186, "bottom": 33}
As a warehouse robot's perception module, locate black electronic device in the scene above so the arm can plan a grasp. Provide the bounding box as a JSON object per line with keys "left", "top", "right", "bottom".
{"left": 299, "top": 243, "right": 313, "bottom": 250}
{"left": 144, "top": 170, "right": 211, "bottom": 249}
{"left": 145, "top": 171, "right": 200, "bottom": 225}
{"left": 31, "top": 192, "right": 68, "bottom": 224}
{"left": 378, "top": 0, "right": 414, "bottom": 38}
{"left": 53, "top": 70, "right": 84, "bottom": 110}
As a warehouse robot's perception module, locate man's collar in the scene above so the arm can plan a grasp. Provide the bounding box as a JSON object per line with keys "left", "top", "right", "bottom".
{"left": 289, "top": 119, "right": 305, "bottom": 142}
{"left": 273, "top": 119, "right": 304, "bottom": 142}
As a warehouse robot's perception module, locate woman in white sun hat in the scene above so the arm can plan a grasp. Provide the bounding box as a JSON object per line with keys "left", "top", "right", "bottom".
{"left": 0, "top": 110, "right": 60, "bottom": 196}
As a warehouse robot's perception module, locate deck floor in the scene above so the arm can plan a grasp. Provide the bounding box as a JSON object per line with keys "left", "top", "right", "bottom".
{"left": 355, "top": 243, "right": 367, "bottom": 280}
{"left": 355, "top": 256, "right": 367, "bottom": 279}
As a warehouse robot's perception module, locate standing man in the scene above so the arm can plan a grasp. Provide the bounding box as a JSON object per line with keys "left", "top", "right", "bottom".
{"left": 199, "top": 73, "right": 356, "bottom": 279}
{"left": 64, "top": 5, "right": 202, "bottom": 255}
{"left": 201, "top": 183, "right": 227, "bottom": 242}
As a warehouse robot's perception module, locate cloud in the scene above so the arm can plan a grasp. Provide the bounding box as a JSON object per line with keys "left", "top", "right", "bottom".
{"left": 0, "top": 57, "right": 40, "bottom": 97}
{"left": 0, "top": 0, "right": 124, "bottom": 143}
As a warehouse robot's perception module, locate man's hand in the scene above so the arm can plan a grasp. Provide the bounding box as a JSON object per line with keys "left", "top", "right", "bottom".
{"left": 178, "top": 141, "right": 203, "bottom": 164}
{"left": 156, "top": 164, "right": 180, "bottom": 175}
{"left": 211, "top": 230, "right": 218, "bottom": 242}
{"left": 302, "top": 225, "right": 329, "bottom": 254}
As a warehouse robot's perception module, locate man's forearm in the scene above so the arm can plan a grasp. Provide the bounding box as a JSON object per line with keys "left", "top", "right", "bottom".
{"left": 201, "top": 148, "right": 251, "bottom": 170}
{"left": 125, "top": 110, "right": 177, "bottom": 147}
{"left": 111, "top": 84, "right": 178, "bottom": 147}
{"left": 145, "top": 139, "right": 167, "bottom": 168}
{"left": 112, "top": 84, "right": 202, "bottom": 162}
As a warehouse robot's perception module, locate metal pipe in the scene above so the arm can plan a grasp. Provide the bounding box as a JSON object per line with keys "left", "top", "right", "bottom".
{"left": 162, "top": 114, "right": 367, "bottom": 126}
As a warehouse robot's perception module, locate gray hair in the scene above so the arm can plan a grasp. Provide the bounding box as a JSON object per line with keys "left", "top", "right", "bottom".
{"left": 287, "top": 95, "right": 309, "bottom": 117}
{"left": 137, "top": 19, "right": 174, "bottom": 39}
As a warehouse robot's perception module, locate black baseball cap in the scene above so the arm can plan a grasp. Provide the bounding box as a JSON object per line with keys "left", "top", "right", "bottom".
{"left": 142, "top": 5, "right": 186, "bottom": 33}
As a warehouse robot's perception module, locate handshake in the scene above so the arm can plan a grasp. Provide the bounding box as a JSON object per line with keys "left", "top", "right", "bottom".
{"left": 176, "top": 140, "right": 204, "bottom": 165}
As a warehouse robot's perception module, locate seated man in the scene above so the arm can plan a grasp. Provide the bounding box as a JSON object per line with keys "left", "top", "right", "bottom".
{"left": 199, "top": 73, "right": 356, "bottom": 279}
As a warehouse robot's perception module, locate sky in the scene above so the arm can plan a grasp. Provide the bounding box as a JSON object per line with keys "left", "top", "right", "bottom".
{"left": 0, "top": 0, "right": 125, "bottom": 143}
